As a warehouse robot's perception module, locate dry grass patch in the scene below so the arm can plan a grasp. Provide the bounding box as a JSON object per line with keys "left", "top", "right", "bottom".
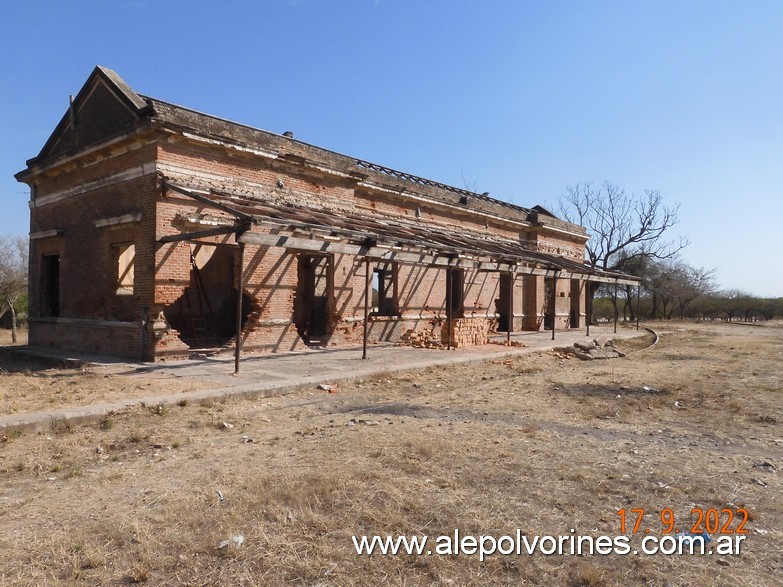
{"left": 0, "top": 362, "right": 209, "bottom": 416}
{"left": 0, "top": 323, "right": 781, "bottom": 585}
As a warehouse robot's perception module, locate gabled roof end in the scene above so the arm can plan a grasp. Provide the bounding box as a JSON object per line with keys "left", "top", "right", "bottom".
{"left": 92, "top": 66, "right": 151, "bottom": 113}
{"left": 531, "top": 204, "right": 559, "bottom": 219}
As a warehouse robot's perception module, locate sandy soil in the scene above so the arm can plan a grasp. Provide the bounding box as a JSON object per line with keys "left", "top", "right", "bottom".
{"left": 0, "top": 322, "right": 781, "bottom": 586}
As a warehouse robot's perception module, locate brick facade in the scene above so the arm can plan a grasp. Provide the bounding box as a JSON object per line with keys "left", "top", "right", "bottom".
{"left": 17, "top": 67, "right": 596, "bottom": 361}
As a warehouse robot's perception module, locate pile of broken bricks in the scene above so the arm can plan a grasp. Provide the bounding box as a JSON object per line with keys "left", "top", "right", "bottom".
{"left": 559, "top": 336, "right": 627, "bottom": 361}
{"left": 396, "top": 329, "right": 443, "bottom": 349}
{"left": 490, "top": 339, "right": 528, "bottom": 348}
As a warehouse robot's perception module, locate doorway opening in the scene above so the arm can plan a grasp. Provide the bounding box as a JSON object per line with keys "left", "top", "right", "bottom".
{"left": 543, "top": 277, "right": 554, "bottom": 330}
{"left": 372, "top": 264, "right": 398, "bottom": 316}
{"left": 570, "top": 279, "right": 581, "bottom": 328}
{"left": 496, "top": 272, "right": 513, "bottom": 332}
{"left": 293, "top": 254, "right": 334, "bottom": 344}
{"left": 448, "top": 268, "right": 465, "bottom": 318}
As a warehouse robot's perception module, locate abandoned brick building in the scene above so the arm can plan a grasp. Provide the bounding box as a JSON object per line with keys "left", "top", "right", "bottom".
{"left": 16, "top": 66, "right": 636, "bottom": 362}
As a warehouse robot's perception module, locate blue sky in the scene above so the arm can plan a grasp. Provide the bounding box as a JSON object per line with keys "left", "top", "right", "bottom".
{"left": 2, "top": 1, "right": 781, "bottom": 296}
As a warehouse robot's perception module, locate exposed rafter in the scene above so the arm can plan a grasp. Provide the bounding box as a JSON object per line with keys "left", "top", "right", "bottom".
{"left": 159, "top": 181, "right": 640, "bottom": 286}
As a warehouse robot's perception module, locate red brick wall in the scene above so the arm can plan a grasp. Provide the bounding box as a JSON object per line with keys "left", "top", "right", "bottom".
{"left": 27, "top": 142, "right": 158, "bottom": 359}
{"left": 23, "top": 130, "right": 589, "bottom": 361}
{"left": 147, "top": 136, "right": 591, "bottom": 358}
{"left": 30, "top": 318, "right": 144, "bottom": 359}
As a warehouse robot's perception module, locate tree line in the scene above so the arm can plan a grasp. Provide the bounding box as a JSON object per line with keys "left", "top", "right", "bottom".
{"left": 558, "top": 180, "right": 781, "bottom": 323}
{"left": 591, "top": 260, "right": 783, "bottom": 323}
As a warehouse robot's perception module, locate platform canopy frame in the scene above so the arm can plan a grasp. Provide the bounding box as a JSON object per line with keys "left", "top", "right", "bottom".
{"left": 159, "top": 181, "right": 641, "bottom": 371}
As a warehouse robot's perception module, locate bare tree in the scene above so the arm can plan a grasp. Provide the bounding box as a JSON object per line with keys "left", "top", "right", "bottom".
{"left": 558, "top": 181, "right": 689, "bottom": 324}
{"left": 644, "top": 260, "right": 678, "bottom": 319}
{"left": 715, "top": 289, "right": 750, "bottom": 322}
{"left": 671, "top": 264, "right": 716, "bottom": 319}
{"left": 641, "top": 259, "right": 715, "bottom": 320}
{"left": 559, "top": 181, "right": 689, "bottom": 275}
{"left": 0, "top": 236, "right": 29, "bottom": 343}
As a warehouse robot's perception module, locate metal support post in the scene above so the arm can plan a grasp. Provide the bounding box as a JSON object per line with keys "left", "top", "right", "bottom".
{"left": 636, "top": 284, "right": 641, "bottom": 331}
{"left": 363, "top": 258, "right": 370, "bottom": 359}
{"left": 446, "top": 268, "right": 452, "bottom": 350}
{"left": 507, "top": 272, "right": 513, "bottom": 345}
{"left": 551, "top": 272, "right": 558, "bottom": 341}
{"left": 234, "top": 243, "right": 245, "bottom": 374}
{"left": 585, "top": 281, "right": 591, "bottom": 337}
{"left": 613, "top": 280, "right": 618, "bottom": 334}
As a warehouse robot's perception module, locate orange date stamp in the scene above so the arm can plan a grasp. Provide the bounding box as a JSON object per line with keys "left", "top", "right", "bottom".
{"left": 617, "top": 507, "right": 749, "bottom": 535}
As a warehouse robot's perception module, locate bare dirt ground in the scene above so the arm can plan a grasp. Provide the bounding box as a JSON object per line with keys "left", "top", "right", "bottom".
{"left": 0, "top": 327, "right": 27, "bottom": 349}
{"left": 0, "top": 329, "right": 208, "bottom": 415}
{"left": 0, "top": 322, "right": 781, "bottom": 586}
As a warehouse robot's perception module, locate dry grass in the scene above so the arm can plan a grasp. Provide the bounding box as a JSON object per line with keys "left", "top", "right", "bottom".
{"left": 0, "top": 327, "right": 27, "bottom": 347}
{"left": 0, "top": 349, "right": 208, "bottom": 416}
{"left": 0, "top": 322, "right": 781, "bottom": 585}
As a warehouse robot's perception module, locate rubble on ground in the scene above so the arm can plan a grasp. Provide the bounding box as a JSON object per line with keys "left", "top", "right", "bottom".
{"left": 489, "top": 339, "right": 528, "bottom": 347}
{"left": 558, "top": 337, "right": 627, "bottom": 361}
{"left": 395, "top": 329, "right": 443, "bottom": 349}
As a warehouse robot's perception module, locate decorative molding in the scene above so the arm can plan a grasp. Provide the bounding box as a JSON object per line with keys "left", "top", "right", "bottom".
{"left": 30, "top": 229, "right": 64, "bottom": 240}
{"left": 95, "top": 212, "right": 142, "bottom": 228}
{"left": 31, "top": 162, "right": 156, "bottom": 208}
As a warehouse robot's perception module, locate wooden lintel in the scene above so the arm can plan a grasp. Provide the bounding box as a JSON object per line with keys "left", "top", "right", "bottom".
{"left": 159, "top": 224, "right": 244, "bottom": 244}
{"left": 237, "top": 230, "right": 639, "bottom": 284}
{"left": 163, "top": 182, "right": 255, "bottom": 223}
{"left": 241, "top": 232, "right": 466, "bottom": 268}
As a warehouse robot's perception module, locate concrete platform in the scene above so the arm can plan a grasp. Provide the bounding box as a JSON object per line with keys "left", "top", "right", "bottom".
{"left": 0, "top": 325, "right": 647, "bottom": 433}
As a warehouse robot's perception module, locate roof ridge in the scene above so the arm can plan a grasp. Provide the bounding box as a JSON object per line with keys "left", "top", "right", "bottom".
{"left": 143, "top": 96, "right": 534, "bottom": 216}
